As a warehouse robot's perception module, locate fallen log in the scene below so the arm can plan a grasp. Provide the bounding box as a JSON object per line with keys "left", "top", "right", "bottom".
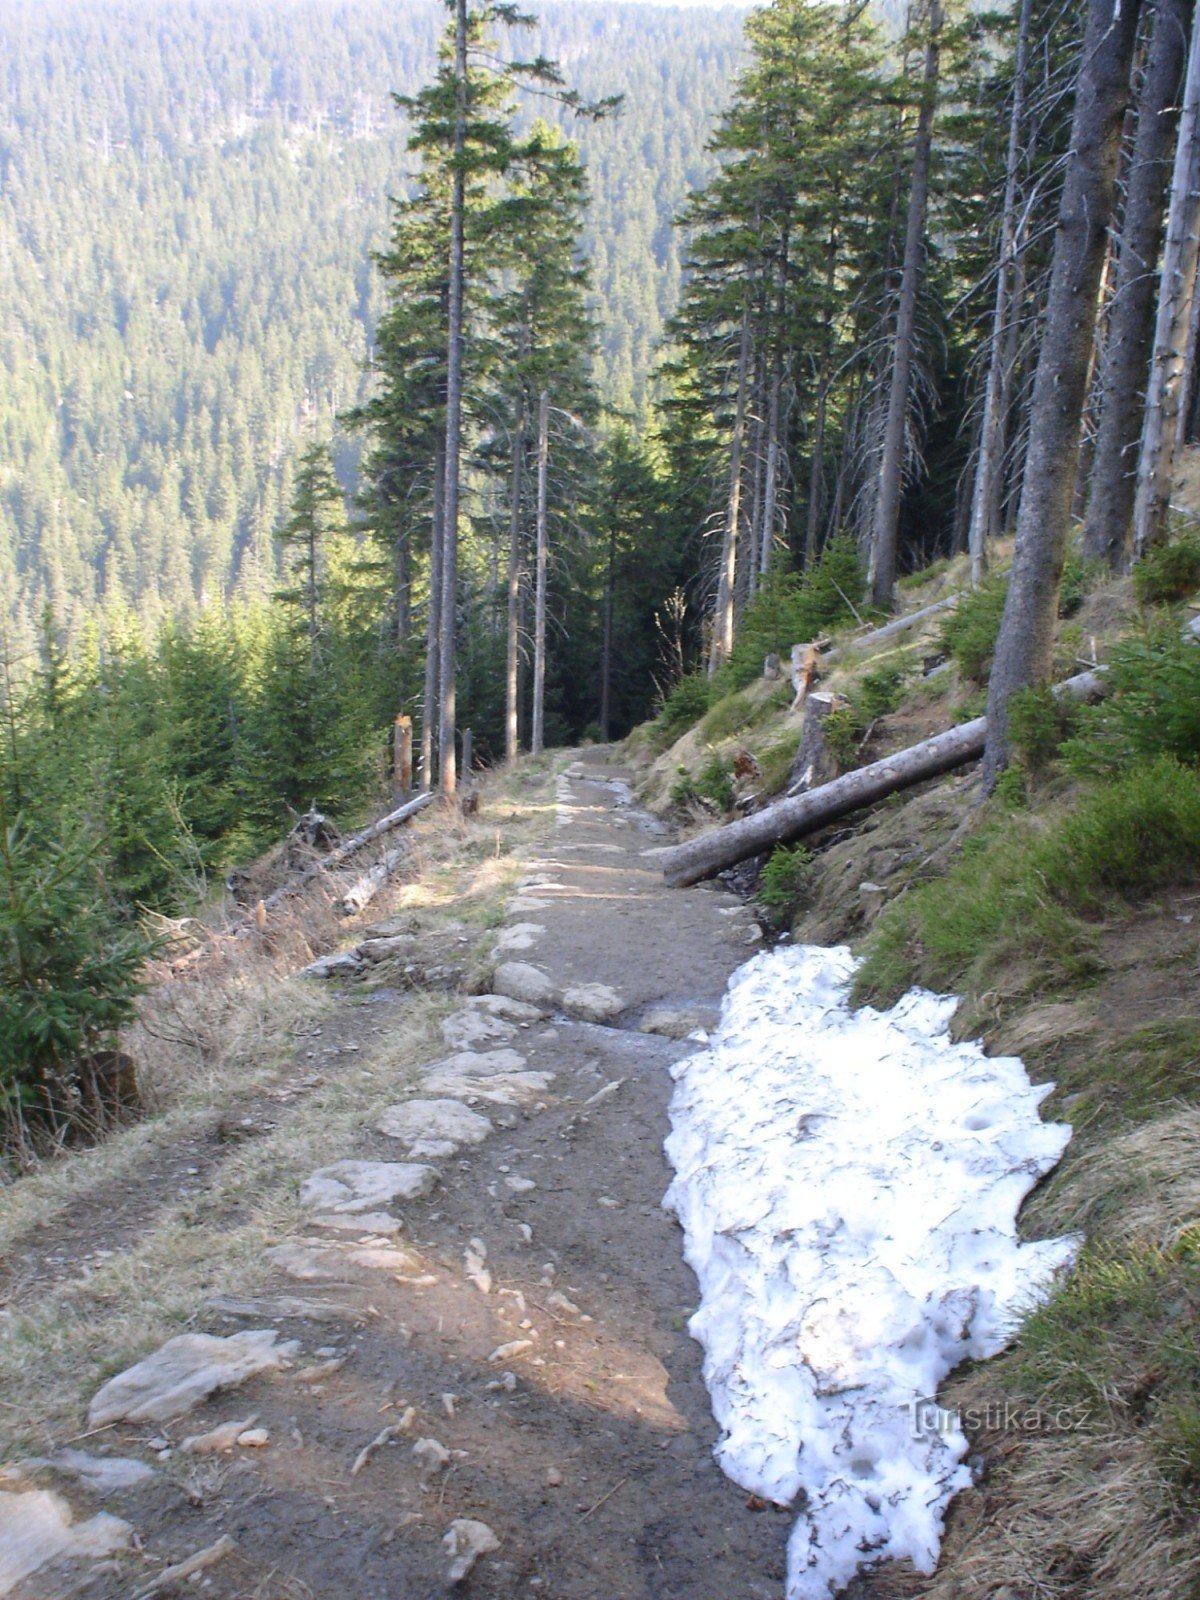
{"left": 830, "top": 592, "right": 961, "bottom": 656}
{"left": 259, "top": 792, "right": 434, "bottom": 915}
{"left": 336, "top": 844, "right": 409, "bottom": 918}
{"left": 655, "top": 668, "right": 1105, "bottom": 888}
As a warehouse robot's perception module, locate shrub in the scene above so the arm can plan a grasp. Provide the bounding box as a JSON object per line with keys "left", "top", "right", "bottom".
{"left": 1037, "top": 756, "right": 1200, "bottom": 908}
{"left": 1006, "top": 685, "right": 1078, "bottom": 774}
{"left": 854, "top": 661, "right": 909, "bottom": 721}
{"left": 717, "top": 536, "right": 866, "bottom": 693}
{"left": 939, "top": 575, "right": 1008, "bottom": 683}
{"left": 0, "top": 815, "right": 154, "bottom": 1146}
{"left": 821, "top": 705, "right": 867, "bottom": 771}
{"left": 1134, "top": 529, "right": 1200, "bottom": 606}
{"left": 756, "top": 844, "right": 812, "bottom": 927}
{"left": 1065, "top": 627, "right": 1200, "bottom": 776}
{"left": 670, "top": 753, "right": 735, "bottom": 814}
{"left": 852, "top": 758, "right": 1200, "bottom": 1005}
{"left": 652, "top": 672, "right": 712, "bottom": 748}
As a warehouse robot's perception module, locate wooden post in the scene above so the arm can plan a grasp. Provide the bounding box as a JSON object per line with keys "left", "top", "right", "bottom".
{"left": 462, "top": 726, "right": 473, "bottom": 778}
{"left": 394, "top": 714, "right": 413, "bottom": 796}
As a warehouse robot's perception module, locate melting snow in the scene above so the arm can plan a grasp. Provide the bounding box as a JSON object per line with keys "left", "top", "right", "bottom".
{"left": 664, "top": 944, "right": 1077, "bottom": 1600}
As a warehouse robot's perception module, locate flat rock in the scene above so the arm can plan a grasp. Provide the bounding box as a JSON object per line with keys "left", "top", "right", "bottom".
{"left": 300, "top": 1159, "right": 438, "bottom": 1214}
{"left": 468, "top": 993, "right": 544, "bottom": 1023}
{"left": 309, "top": 1211, "right": 404, "bottom": 1236}
{"left": 562, "top": 982, "right": 625, "bottom": 1024}
{"left": 0, "top": 1489, "right": 132, "bottom": 1597}
{"left": 441, "top": 1010, "right": 518, "bottom": 1050}
{"left": 376, "top": 1099, "right": 493, "bottom": 1159}
{"left": 267, "top": 1240, "right": 419, "bottom": 1282}
{"left": 492, "top": 962, "right": 559, "bottom": 1007}
{"left": 301, "top": 952, "right": 363, "bottom": 980}
{"left": 87, "top": 1329, "right": 298, "bottom": 1428}
{"left": 421, "top": 1066, "right": 554, "bottom": 1105}
{"left": 492, "top": 921, "right": 544, "bottom": 954}
{"left": 422, "top": 1048, "right": 527, "bottom": 1079}
{"left": 641, "top": 1007, "right": 718, "bottom": 1040}
{"left": 506, "top": 895, "right": 551, "bottom": 914}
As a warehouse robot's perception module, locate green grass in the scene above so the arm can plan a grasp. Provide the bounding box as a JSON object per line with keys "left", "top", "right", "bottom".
{"left": 698, "top": 680, "right": 789, "bottom": 744}
{"left": 757, "top": 735, "right": 798, "bottom": 797}
{"left": 853, "top": 758, "right": 1200, "bottom": 1005}
{"left": 1009, "top": 1234, "right": 1200, "bottom": 1508}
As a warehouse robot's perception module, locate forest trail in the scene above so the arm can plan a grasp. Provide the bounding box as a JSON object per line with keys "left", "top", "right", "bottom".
{"left": 5, "top": 752, "right": 791, "bottom": 1600}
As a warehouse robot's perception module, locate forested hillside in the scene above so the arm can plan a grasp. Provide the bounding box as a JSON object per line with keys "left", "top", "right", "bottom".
{"left": 0, "top": 0, "right": 740, "bottom": 638}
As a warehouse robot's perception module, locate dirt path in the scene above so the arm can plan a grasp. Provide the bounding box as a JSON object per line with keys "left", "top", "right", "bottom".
{"left": 9, "top": 752, "right": 790, "bottom": 1600}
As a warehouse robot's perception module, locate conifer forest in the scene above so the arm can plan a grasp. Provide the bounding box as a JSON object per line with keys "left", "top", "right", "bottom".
{"left": 9, "top": 1, "right": 1200, "bottom": 1595}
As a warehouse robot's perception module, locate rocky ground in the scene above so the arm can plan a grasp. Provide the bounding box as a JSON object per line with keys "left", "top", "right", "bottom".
{"left": 1, "top": 750, "right": 789, "bottom": 1600}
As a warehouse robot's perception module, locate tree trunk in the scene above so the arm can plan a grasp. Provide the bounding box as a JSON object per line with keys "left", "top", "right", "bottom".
{"left": 599, "top": 516, "right": 616, "bottom": 742}
{"left": 505, "top": 390, "right": 526, "bottom": 763}
{"left": 657, "top": 669, "right": 1105, "bottom": 888}
{"left": 438, "top": 0, "right": 468, "bottom": 799}
{"left": 968, "top": 0, "right": 1033, "bottom": 585}
{"left": 1133, "top": 0, "right": 1200, "bottom": 553}
{"left": 869, "top": 0, "right": 943, "bottom": 609}
{"left": 421, "top": 443, "right": 444, "bottom": 790}
{"left": 745, "top": 346, "right": 767, "bottom": 605}
{"left": 761, "top": 360, "right": 782, "bottom": 579}
{"left": 708, "top": 302, "right": 751, "bottom": 675}
{"left": 788, "top": 692, "right": 845, "bottom": 794}
{"left": 1083, "top": 0, "right": 1189, "bottom": 567}
{"left": 395, "top": 524, "right": 410, "bottom": 645}
{"left": 806, "top": 373, "right": 829, "bottom": 567}
{"left": 531, "top": 389, "right": 550, "bottom": 755}
{"left": 983, "top": 0, "right": 1142, "bottom": 787}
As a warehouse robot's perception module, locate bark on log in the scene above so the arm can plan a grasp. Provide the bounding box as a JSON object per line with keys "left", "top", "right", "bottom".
{"left": 824, "top": 593, "right": 960, "bottom": 661}
{"left": 337, "top": 844, "right": 409, "bottom": 918}
{"left": 655, "top": 669, "right": 1105, "bottom": 888}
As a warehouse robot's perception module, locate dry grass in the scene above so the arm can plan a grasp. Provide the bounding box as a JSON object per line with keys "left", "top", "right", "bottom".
{"left": 0, "top": 755, "right": 567, "bottom": 1455}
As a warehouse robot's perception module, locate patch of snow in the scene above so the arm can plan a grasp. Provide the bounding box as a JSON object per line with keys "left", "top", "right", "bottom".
{"left": 664, "top": 944, "right": 1077, "bottom": 1600}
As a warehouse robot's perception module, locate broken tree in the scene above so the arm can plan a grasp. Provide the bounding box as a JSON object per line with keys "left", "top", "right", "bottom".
{"left": 655, "top": 669, "right": 1104, "bottom": 887}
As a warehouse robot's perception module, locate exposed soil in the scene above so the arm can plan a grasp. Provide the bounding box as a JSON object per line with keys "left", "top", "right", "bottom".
{"left": 5, "top": 751, "right": 790, "bottom": 1600}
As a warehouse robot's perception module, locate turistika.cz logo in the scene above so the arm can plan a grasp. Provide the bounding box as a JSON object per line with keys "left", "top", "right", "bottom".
{"left": 904, "top": 1396, "right": 1092, "bottom": 1439}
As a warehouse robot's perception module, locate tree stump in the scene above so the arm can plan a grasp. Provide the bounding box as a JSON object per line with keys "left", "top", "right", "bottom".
{"left": 788, "top": 692, "right": 847, "bottom": 794}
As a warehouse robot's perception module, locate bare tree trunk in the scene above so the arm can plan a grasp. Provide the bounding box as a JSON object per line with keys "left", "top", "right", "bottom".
{"left": 395, "top": 525, "right": 410, "bottom": 646}
{"left": 1177, "top": 250, "right": 1200, "bottom": 442}
{"left": 1133, "top": 0, "right": 1200, "bottom": 554}
{"left": 505, "top": 391, "right": 526, "bottom": 763}
{"left": 760, "top": 356, "right": 782, "bottom": 578}
{"left": 1083, "top": 0, "right": 1190, "bottom": 567}
{"left": 984, "top": 0, "right": 1143, "bottom": 787}
{"left": 969, "top": 0, "right": 1033, "bottom": 585}
{"left": 869, "top": 0, "right": 943, "bottom": 610}
{"left": 420, "top": 444, "right": 444, "bottom": 790}
{"left": 708, "top": 302, "right": 751, "bottom": 675}
{"left": 745, "top": 347, "right": 767, "bottom": 604}
{"left": 531, "top": 389, "right": 550, "bottom": 755}
{"left": 599, "top": 516, "right": 615, "bottom": 741}
{"left": 437, "top": 0, "right": 468, "bottom": 799}
{"left": 806, "top": 374, "right": 828, "bottom": 568}
{"left": 995, "top": 240, "right": 1028, "bottom": 537}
